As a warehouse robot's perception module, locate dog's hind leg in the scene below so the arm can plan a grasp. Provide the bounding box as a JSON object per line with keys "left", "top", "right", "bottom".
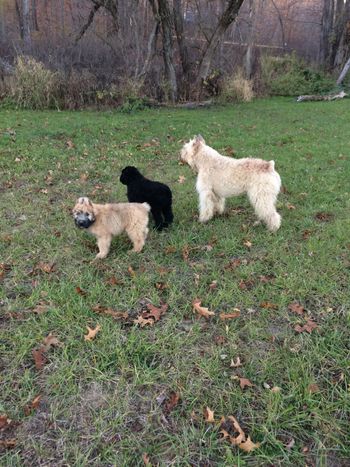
{"left": 199, "top": 190, "right": 216, "bottom": 223}
{"left": 214, "top": 196, "right": 225, "bottom": 215}
{"left": 126, "top": 227, "right": 146, "bottom": 253}
{"left": 162, "top": 205, "right": 174, "bottom": 227}
{"left": 95, "top": 235, "right": 112, "bottom": 259}
{"left": 151, "top": 208, "right": 164, "bottom": 231}
{"left": 248, "top": 189, "right": 281, "bottom": 232}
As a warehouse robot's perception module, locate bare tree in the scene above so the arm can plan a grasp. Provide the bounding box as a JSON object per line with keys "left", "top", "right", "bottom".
{"left": 22, "top": 0, "right": 31, "bottom": 49}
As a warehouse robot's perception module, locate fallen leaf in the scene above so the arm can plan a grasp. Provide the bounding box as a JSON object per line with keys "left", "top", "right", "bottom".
{"left": 208, "top": 280, "right": 218, "bottom": 291}
{"left": 308, "top": 383, "right": 320, "bottom": 394}
{"left": 0, "top": 415, "right": 11, "bottom": 429}
{"left": 84, "top": 325, "right": 101, "bottom": 341}
{"left": 288, "top": 302, "right": 304, "bottom": 315}
{"left": 128, "top": 265, "right": 136, "bottom": 277}
{"left": 155, "top": 281, "right": 168, "bottom": 290}
{"left": 230, "top": 357, "right": 242, "bottom": 368}
{"left": 224, "top": 258, "right": 241, "bottom": 270}
{"left": 238, "top": 436, "right": 261, "bottom": 452}
{"left": 92, "top": 305, "right": 128, "bottom": 320}
{"left": 203, "top": 407, "right": 215, "bottom": 423}
{"left": 239, "top": 279, "right": 255, "bottom": 290}
{"left": 239, "top": 378, "right": 253, "bottom": 390}
{"left": 287, "top": 203, "right": 296, "bottom": 210}
{"left": 182, "top": 245, "right": 190, "bottom": 261}
{"left": 163, "top": 391, "right": 180, "bottom": 413}
{"left": 302, "top": 229, "right": 312, "bottom": 240}
{"left": 219, "top": 310, "right": 240, "bottom": 320}
{"left": 315, "top": 212, "right": 334, "bottom": 222}
{"left": 243, "top": 240, "right": 252, "bottom": 248}
{"left": 192, "top": 299, "right": 215, "bottom": 319}
{"left": 260, "top": 301, "right": 278, "bottom": 310}
{"left": 133, "top": 316, "right": 154, "bottom": 327}
{"left": 142, "top": 303, "right": 168, "bottom": 322}
{"left": 75, "top": 286, "right": 87, "bottom": 296}
{"left": 285, "top": 438, "right": 295, "bottom": 450}
{"left": 142, "top": 452, "right": 151, "bottom": 466}
{"left": 24, "top": 395, "right": 41, "bottom": 416}
{"left": 32, "top": 302, "right": 50, "bottom": 314}
{"left": 42, "top": 333, "right": 61, "bottom": 351}
{"left": 220, "top": 416, "right": 260, "bottom": 452}
{"left": 178, "top": 175, "right": 186, "bottom": 183}
{"left": 271, "top": 386, "right": 281, "bottom": 393}
{"left": 225, "top": 146, "right": 236, "bottom": 156}
{"left": 259, "top": 274, "right": 275, "bottom": 283}
{"left": 36, "top": 262, "right": 56, "bottom": 274}
{"left": 164, "top": 246, "right": 176, "bottom": 254}
{"left": 105, "top": 276, "right": 123, "bottom": 286}
{"left": 80, "top": 173, "right": 88, "bottom": 182}
{"left": 66, "top": 140, "right": 75, "bottom": 149}
{"left": 294, "top": 319, "right": 318, "bottom": 334}
{"left": 0, "top": 439, "right": 16, "bottom": 449}
{"left": 32, "top": 348, "right": 47, "bottom": 370}
{"left": 214, "top": 335, "right": 227, "bottom": 345}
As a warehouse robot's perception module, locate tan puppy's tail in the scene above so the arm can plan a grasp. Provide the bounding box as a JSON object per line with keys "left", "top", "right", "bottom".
{"left": 142, "top": 202, "right": 151, "bottom": 212}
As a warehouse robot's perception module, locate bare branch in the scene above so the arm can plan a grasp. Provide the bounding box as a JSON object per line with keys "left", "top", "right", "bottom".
{"left": 75, "top": 4, "right": 101, "bottom": 43}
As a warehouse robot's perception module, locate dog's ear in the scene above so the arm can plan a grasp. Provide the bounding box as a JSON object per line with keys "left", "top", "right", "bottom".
{"left": 78, "top": 196, "right": 92, "bottom": 206}
{"left": 193, "top": 134, "right": 205, "bottom": 150}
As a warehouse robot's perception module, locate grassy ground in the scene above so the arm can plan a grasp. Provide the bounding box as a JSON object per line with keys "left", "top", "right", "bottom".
{"left": 0, "top": 98, "right": 349, "bottom": 466}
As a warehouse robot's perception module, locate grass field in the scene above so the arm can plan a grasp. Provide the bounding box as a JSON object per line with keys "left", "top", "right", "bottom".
{"left": 0, "top": 98, "right": 349, "bottom": 466}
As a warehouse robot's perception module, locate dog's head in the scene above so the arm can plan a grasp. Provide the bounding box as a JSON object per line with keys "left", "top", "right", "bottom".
{"left": 180, "top": 135, "right": 205, "bottom": 168}
{"left": 120, "top": 166, "right": 142, "bottom": 185}
{"left": 72, "top": 197, "right": 96, "bottom": 229}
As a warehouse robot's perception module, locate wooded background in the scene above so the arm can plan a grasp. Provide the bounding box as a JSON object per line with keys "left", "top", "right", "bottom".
{"left": 1, "top": 1, "right": 349, "bottom": 100}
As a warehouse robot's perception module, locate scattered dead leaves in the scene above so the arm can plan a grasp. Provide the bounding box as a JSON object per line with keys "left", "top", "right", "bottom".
{"left": 142, "top": 452, "right": 152, "bottom": 466}
{"left": 208, "top": 280, "right": 218, "bottom": 291}
{"left": 243, "top": 240, "right": 252, "bottom": 249}
{"left": 24, "top": 395, "right": 41, "bottom": 416}
{"left": 238, "top": 377, "right": 253, "bottom": 390}
{"left": 0, "top": 439, "right": 16, "bottom": 449}
{"left": 294, "top": 319, "right": 318, "bottom": 334}
{"left": 164, "top": 245, "right": 176, "bottom": 254}
{"left": 239, "top": 278, "right": 255, "bottom": 290}
{"left": 192, "top": 299, "right": 215, "bottom": 319}
{"left": 84, "top": 325, "right": 101, "bottom": 341}
{"left": 0, "top": 415, "right": 12, "bottom": 429}
{"left": 288, "top": 302, "right": 304, "bottom": 315}
{"left": 92, "top": 305, "right": 128, "bottom": 320}
{"left": 219, "top": 416, "right": 260, "bottom": 453}
{"left": 66, "top": 139, "right": 75, "bottom": 149}
{"left": 302, "top": 229, "right": 312, "bottom": 240}
{"left": 155, "top": 281, "right": 168, "bottom": 290}
{"left": 178, "top": 175, "right": 186, "bottom": 184}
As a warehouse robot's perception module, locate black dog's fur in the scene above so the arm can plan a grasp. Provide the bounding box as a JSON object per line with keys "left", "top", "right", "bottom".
{"left": 120, "top": 166, "right": 173, "bottom": 231}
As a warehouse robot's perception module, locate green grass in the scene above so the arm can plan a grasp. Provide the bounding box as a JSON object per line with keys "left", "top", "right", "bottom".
{"left": 0, "top": 98, "right": 349, "bottom": 466}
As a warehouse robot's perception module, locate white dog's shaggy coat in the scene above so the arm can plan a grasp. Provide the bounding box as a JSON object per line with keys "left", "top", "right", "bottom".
{"left": 180, "top": 135, "right": 281, "bottom": 231}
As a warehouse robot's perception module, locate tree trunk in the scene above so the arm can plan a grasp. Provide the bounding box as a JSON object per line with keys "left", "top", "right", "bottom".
{"left": 173, "top": 0, "right": 191, "bottom": 98}
{"left": 337, "top": 56, "right": 350, "bottom": 85}
{"left": 138, "top": 20, "right": 160, "bottom": 78}
{"left": 22, "top": 0, "right": 31, "bottom": 50}
{"left": 157, "top": 0, "right": 178, "bottom": 102}
{"left": 197, "top": 0, "right": 244, "bottom": 85}
{"left": 32, "top": 0, "right": 39, "bottom": 31}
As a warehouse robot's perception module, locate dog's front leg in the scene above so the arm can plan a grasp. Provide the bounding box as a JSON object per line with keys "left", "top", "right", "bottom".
{"left": 198, "top": 190, "right": 215, "bottom": 223}
{"left": 95, "top": 235, "right": 112, "bottom": 259}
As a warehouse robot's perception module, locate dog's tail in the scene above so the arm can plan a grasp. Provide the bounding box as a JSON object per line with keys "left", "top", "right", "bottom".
{"left": 269, "top": 160, "right": 275, "bottom": 170}
{"left": 142, "top": 202, "right": 151, "bottom": 212}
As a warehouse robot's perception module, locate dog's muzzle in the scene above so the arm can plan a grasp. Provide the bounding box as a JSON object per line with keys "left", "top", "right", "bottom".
{"left": 74, "top": 213, "right": 95, "bottom": 229}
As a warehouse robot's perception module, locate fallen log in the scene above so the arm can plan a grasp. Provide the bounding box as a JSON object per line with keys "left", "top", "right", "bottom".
{"left": 297, "top": 90, "right": 347, "bottom": 102}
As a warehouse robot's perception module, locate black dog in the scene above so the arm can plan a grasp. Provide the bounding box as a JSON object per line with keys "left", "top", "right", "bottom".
{"left": 120, "top": 166, "right": 173, "bottom": 231}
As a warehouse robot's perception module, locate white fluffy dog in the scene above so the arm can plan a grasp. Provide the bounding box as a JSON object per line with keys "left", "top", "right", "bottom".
{"left": 180, "top": 135, "right": 281, "bottom": 231}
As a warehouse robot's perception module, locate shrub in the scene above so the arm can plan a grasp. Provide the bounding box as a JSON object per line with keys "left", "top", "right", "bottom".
{"left": 260, "top": 53, "right": 334, "bottom": 96}
{"left": 10, "top": 56, "right": 60, "bottom": 109}
{"left": 60, "top": 70, "right": 99, "bottom": 109}
{"left": 220, "top": 69, "right": 254, "bottom": 102}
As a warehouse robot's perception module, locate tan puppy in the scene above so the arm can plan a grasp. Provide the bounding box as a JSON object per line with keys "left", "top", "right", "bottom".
{"left": 180, "top": 135, "right": 281, "bottom": 231}
{"left": 73, "top": 197, "right": 150, "bottom": 259}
